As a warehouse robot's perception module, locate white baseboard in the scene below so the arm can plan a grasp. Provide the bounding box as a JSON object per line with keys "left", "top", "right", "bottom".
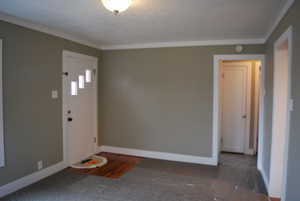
{"left": 96, "top": 146, "right": 103, "bottom": 153}
{"left": 245, "top": 149, "right": 255, "bottom": 155}
{"left": 0, "top": 161, "right": 67, "bottom": 198}
{"left": 258, "top": 164, "right": 269, "bottom": 194}
{"left": 99, "top": 145, "right": 217, "bottom": 166}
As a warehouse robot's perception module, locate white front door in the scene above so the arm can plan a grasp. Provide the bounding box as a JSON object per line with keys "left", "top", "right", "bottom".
{"left": 63, "top": 51, "right": 98, "bottom": 165}
{"left": 221, "top": 62, "right": 251, "bottom": 153}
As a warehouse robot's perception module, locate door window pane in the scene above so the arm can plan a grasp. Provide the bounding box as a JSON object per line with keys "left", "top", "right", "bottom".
{"left": 71, "top": 81, "right": 78, "bottom": 96}
{"left": 78, "top": 75, "right": 85, "bottom": 89}
{"left": 85, "top": 69, "right": 92, "bottom": 83}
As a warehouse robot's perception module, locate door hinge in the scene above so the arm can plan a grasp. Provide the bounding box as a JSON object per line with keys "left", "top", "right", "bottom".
{"left": 222, "top": 73, "right": 225, "bottom": 78}
{"left": 93, "top": 137, "right": 97, "bottom": 143}
{"left": 93, "top": 69, "right": 97, "bottom": 75}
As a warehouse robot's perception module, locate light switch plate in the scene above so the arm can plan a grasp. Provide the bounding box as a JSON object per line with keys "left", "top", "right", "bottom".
{"left": 52, "top": 90, "right": 58, "bottom": 99}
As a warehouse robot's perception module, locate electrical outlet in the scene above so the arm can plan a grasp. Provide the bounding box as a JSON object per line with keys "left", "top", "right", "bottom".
{"left": 51, "top": 90, "right": 58, "bottom": 99}
{"left": 37, "top": 161, "right": 43, "bottom": 170}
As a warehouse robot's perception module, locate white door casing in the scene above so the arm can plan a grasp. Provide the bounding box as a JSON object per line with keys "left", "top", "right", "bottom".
{"left": 253, "top": 61, "right": 261, "bottom": 154}
{"left": 0, "top": 40, "right": 4, "bottom": 168}
{"left": 62, "top": 51, "right": 98, "bottom": 166}
{"left": 220, "top": 62, "right": 252, "bottom": 154}
{"left": 212, "top": 55, "right": 266, "bottom": 169}
{"left": 269, "top": 26, "right": 293, "bottom": 200}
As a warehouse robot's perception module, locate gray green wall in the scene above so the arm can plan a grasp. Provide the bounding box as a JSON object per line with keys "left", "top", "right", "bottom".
{"left": 1, "top": 3, "right": 299, "bottom": 199}
{"left": 100, "top": 45, "right": 265, "bottom": 157}
{"left": 0, "top": 20, "right": 102, "bottom": 186}
{"left": 264, "top": 2, "right": 300, "bottom": 200}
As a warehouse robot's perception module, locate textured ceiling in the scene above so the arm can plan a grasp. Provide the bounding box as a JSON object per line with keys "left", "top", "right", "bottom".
{"left": 0, "top": 0, "right": 288, "bottom": 48}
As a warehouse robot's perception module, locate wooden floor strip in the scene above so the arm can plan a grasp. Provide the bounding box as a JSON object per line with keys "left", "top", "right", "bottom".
{"left": 68, "top": 152, "right": 143, "bottom": 179}
{"left": 270, "top": 198, "right": 281, "bottom": 201}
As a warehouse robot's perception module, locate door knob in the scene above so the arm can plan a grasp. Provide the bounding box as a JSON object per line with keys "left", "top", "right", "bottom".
{"left": 67, "top": 117, "right": 73, "bottom": 122}
{"left": 242, "top": 115, "right": 247, "bottom": 119}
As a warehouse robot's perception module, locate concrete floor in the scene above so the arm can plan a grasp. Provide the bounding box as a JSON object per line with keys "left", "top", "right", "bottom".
{"left": 1, "top": 153, "right": 269, "bottom": 201}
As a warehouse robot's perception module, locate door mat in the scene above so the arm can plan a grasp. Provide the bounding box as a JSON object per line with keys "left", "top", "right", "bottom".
{"left": 71, "top": 155, "right": 108, "bottom": 169}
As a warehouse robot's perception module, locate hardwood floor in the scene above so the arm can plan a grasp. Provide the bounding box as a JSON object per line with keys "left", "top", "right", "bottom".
{"left": 270, "top": 198, "right": 281, "bottom": 201}
{"left": 68, "top": 152, "right": 144, "bottom": 179}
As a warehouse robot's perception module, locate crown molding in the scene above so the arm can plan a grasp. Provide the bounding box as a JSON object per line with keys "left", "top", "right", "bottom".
{"left": 101, "top": 38, "right": 265, "bottom": 50}
{"left": 0, "top": 0, "right": 295, "bottom": 51}
{"left": 264, "top": 0, "right": 295, "bottom": 41}
{"left": 0, "top": 12, "right": 102, "bottom": 50}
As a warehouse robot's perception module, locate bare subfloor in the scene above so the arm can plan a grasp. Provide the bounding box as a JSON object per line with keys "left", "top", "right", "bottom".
{"left": 1, "top": 153, "right": 268, "bottom": 201}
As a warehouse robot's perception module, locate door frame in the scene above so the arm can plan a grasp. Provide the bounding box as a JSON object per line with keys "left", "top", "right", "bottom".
{"left": 212, "top": 55, "right": 266, "bottom": 167}
{"left": 253, "top": 61, "right": 261, "bottom": 154}
{"left": 62, "top": 50, "right": 98, "bottom": 166}
{"left": 0, "top": 39, "right": 4, "bottom": 168}
{"left": 220, "top": 61, "right": 252, "bottom": 154}
{"left": 269, "top": 26, "right": 293, "bottom": 201}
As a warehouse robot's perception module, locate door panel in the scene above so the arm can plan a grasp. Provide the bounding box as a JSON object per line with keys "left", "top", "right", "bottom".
{"left": 64, "top": 53, "right": 97, "bottom": 165}
{"left": 221, "top": 63, "right": 251, "bottom": 153}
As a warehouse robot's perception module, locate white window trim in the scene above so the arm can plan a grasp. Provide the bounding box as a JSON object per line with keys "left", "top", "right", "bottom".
{"left": 0, "top": 39, "right": 4, "bottom": 168}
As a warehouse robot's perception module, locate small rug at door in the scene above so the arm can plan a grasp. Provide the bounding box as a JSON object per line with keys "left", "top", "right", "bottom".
{"left": 68, "top": 152, "right": 144, "bottom": 179}
{"left": 71, "top": 155, "right": 108, "bottom": 169}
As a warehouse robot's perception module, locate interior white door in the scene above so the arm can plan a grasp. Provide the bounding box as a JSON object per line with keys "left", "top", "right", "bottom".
{"left": 221, "top": 62, "right": 251, "bottom": 153}
{"left": 63, "top": 52, "right": 97, "bottom": 165}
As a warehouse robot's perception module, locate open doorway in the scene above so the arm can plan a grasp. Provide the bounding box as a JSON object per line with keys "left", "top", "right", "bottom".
{"left": 212, "top": 54, "right": 266, "bottom": 175}
{"left": 269, "top": 27, "right": 293, "bottom": 201}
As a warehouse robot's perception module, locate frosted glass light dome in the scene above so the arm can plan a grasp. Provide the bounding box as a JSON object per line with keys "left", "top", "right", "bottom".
{"left": 101, "top": 0, "right": 132, "bottom": 14}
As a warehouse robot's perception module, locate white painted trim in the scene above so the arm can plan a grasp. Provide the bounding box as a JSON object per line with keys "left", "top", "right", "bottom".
{"left": 100, "top": 146, "right": 217, "bottom": 166}
{"left": 0, "top": 11, "right": 102, "bottom": 50}
{"left": 245, "top": 62, "right": 253, "bottom": 155}
{"left": 281, "top": 26, "right": 293, "bottom": 201}
{"left": 264, "top": 0, "right": 295, "bottom": 41}
{"left": 62, "top": 50, "right": 99, "bottom": 166}
{"left": 101, "top": 39, "right": 265, "bottom": 50}
{"left": 253, "top": 61, "right": 261, "bottom": 154}
{"left": 258, "top": 163, "right": 270, "bottom": 193}
{"left": 96, "top": 146, "right": 103, "bottom": 154}
{"left": 245, "top": 149, "right": 255, "bottom": 156}
{"left": 257, "top": 58, "right": 267, "bottom": 185}
{"left": 269, "top": 26, "right": 293, "bottom": 201}
{"left": 62, "top": 50, "right": 99, "bottom": 63}
{"left": 0, "top": 40, "right": 4, "bottom": 168}
{"left": 213, "top": 55, "right": 266, "bottom": 170}
{"left": 0, "top": 161, "right": 67, "bottom": 198}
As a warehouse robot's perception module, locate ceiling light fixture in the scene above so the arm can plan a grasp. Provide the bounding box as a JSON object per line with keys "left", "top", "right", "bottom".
{"left": 101, "top": 0, "right": 132, "bottom": 15}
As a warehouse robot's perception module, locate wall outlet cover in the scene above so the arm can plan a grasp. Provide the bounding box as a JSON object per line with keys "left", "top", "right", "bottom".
{"left": 37, "top": 161, "right": 43, "bottom": 170}
{"left": 52, "top": 90, "right": 58, "bottom": 99}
